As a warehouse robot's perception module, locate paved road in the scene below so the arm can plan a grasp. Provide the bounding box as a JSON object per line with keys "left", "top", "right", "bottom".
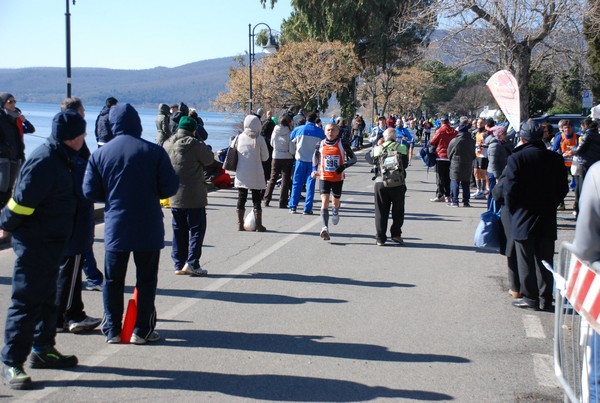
{"left": 0, "top": 148, "right": 574, "bottom": 401}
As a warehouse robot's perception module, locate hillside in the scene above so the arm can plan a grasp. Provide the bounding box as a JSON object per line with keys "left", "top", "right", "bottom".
{"left": 0, "top": 56, "right": 239, "bottom": 109}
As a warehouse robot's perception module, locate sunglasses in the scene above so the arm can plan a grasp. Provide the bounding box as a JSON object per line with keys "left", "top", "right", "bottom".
{"left": 6, "top": 99, "right": 16, "bottom": 105}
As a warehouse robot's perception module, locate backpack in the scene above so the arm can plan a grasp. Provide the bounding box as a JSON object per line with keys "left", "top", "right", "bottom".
{"left": 378, "top": 143, "right": 406, "bottom": 187}
{"left": 419, "top": 141, "right": 437, "bottom": 168}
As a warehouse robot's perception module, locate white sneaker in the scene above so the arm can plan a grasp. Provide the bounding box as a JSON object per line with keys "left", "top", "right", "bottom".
{"left": 182, "top": 263, "right": 208, "bottom": 277}
{"left": 331, "top": 212, "right": 339, "bottom": 225}
{"left": 106, "top": 335, "right": 121, "bottom": 344}
{"left": 130, "top": 330, "right": 160, "bottom": 345}
{"left": 320, "top": 227, "right": 330, "bottom": 241}
{"left": 68, "top": 316, "right": 101, "bottom": 333}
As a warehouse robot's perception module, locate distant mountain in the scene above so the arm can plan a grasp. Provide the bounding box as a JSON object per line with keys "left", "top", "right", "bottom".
{"left": 0, "top": 56, "right": 240, "bottom": 110}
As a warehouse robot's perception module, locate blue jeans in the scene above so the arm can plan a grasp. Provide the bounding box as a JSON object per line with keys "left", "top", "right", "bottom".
{"left": 102, "top": 250, "right": 159, "bottom": 340}
{"left": 450, "top": 180, "right": 470, "bottom": 204}
{"left": 589, "top": 330, "right": 600, "bottom": 400}
{"left": 171, "top": 208, "right": 207, "bottom": 270}
{"left": 487, "top": 173, "right": 497, "bottom": 210}
{"left": 289, "top": 160, "right": 316, "bottom": 212}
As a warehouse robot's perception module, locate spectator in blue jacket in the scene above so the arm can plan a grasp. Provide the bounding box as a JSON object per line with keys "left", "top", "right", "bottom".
{"left": 83, "top": 103, "right": 179, "bottom": 345}
{"left": 0, "top": 110, "right": 86, "bottom": 390}
{"left": 288, "top": 111, "right": 325, "bottom": 214}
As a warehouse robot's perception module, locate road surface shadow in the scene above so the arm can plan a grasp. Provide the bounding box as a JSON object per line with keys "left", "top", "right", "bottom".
{"left": 46, "top": 367, "right": 454, "bottom": 401}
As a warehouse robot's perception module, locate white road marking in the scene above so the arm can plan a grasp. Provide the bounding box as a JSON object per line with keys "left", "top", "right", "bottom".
{"left": 22, "top": 216, "right": 324, "bottom": 400}
{"left": 532, "top": 353, "right": 559, "bottom": 387}
{"left": 523, "top": 314, "right": 546, "bottom": 338}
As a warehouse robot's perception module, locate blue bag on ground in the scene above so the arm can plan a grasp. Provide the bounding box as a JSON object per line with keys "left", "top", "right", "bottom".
{"left": 474, "top": 201, "right": 501, "bottom": 250}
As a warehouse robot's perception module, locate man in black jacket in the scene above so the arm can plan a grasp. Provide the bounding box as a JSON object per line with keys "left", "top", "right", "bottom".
{"left": 0, "top": 93, "right": 25, "bottom": 208}
{"left": 503, "top": 119, "right": 568, "bottom": 311}
{"left": 94, "top": 96, "right": 118, "bottom": 147}
{"left": 0, "top": 110, "right": 86, "bottom": 390}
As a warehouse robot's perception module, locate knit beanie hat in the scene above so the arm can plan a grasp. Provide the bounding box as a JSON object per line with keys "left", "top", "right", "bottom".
{"left": 51, "top": 109, "right": 87, "bottom": 141}
{"left": 0, "top": 93, "right": 14, "bottom": 107}
{"left": 178, "top": 116, "right": 197, "bottom": 132}
{"left": 491, "top": 125, "right": 507, "bottom": 138}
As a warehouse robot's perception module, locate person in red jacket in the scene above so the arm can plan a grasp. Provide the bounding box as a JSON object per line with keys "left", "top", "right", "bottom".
{"left": 429, "top": 118, "right": 457, "bottom": 202}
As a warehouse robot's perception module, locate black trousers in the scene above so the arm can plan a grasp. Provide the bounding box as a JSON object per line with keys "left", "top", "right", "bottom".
{"left": 263, "top": 158, "right": 294, "bottom": 208}
{"left": 56, "top": 254, "right": 88, "bottom": 327}
{"left": 374, "top": 182, "right": 406, "bottom": 242}
{"left": 435, "top": 160, "right": 451, "bottom": 198}
{"left": 2, "top": 236, "right": 65, "bottom": 366}
{"left": 514, "top": 238, "right": 555, "bottom": 308}
{"left": 237, "top": 188, "right": 262, "bottom": 211}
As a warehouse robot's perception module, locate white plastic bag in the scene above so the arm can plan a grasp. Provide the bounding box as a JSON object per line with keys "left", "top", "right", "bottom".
{"left": 243, "top": 210, "right": 257, "bottom": 231}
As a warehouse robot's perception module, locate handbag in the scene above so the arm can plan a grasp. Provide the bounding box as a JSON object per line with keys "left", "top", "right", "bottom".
{"left": 222, "top": 135, "right": 239, "bottom": 172}
{"left": 474, "top": 199, "right": 501, "bottom": 250}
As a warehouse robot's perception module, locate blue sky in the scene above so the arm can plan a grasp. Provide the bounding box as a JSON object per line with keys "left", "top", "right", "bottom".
{"left": 0, "top": 0, "right": 292, "bottom": 69}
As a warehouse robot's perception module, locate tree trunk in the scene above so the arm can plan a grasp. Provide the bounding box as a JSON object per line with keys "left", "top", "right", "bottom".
{"left": 513, "top": 44, "right": 532, "bottom": 122}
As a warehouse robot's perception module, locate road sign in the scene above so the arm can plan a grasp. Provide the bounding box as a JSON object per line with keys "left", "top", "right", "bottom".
{"left": 583, "top": 90, "right": 593, "bottom": 109}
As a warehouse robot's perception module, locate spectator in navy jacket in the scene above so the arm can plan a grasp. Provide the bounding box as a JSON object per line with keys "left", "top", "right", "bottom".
{"left": 0, "top": 110, "right": 86, "bottom": 389}
{"left": 83, "top": 103, "right": 178, "bottom": 345}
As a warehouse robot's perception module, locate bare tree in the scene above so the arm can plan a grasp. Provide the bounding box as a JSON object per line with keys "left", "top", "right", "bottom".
{"left": 409, "top": 0, "right": 585, "bottom": 119}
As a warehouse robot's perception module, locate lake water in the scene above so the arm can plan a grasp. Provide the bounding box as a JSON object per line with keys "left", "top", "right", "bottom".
{"left": 19, "top": 102, "right": 243, "bottom": 158}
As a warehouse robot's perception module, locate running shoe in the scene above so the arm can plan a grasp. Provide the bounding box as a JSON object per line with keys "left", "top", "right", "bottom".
{"left": 30, "top": 347, "right": 78, "bottom": 369}
{"left": 67, "top": 316, "right": 101, "bottom": 333}
{"left": 1, "top": 365, "right": 32, "bottom": 390}
{"left": 331, "top": 212, "right": 339, "bottom": 225}
{"left": 181, "top": 263, "right": 208, "bottom": 277}
{"left": 130, "top": 330, "right": 161, "bottom": 345}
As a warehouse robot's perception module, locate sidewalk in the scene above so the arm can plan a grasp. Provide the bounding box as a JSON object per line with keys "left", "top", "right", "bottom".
{"left": 0, "top": 148, "right": 570, "bottom": 401}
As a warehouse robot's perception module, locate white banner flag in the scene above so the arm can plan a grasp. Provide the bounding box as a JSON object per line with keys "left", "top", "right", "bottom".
{"left": 486, "top": 70, "right": 520, "bottom": 131}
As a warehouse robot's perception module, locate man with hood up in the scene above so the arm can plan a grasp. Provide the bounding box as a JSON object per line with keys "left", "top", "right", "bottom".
{"left": 0, "top": 110, "right": 86, "bottom": 390}
{"left": 94, "top": 96, "right": 118, "bottom": 147}
{"left": 83, "top": 103, "right": 179, "bottom": 345}
{"left": 156, "top": 103, "right": 171, "bottom": 145}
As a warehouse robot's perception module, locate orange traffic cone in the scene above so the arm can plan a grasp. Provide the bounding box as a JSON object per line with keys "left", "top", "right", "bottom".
{"left": 120, "top": 287, "right": 138, "bottom": 344}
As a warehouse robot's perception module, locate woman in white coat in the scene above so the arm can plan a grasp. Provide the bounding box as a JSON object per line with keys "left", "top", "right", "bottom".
{"left": 235, "top": 114, "right": 269, "bottom": 231}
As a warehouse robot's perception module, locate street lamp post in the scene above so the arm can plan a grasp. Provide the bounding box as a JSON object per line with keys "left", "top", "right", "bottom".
{"left": 248, "top": 23, "right": 278, "bottom": 115}
{"left": 65, "top": 0, "right": 76, "bottom": 98}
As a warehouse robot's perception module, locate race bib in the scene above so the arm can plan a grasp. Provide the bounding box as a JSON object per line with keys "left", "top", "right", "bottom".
{"left": 324, "top": 155, "right": 341, "bottom": 172}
